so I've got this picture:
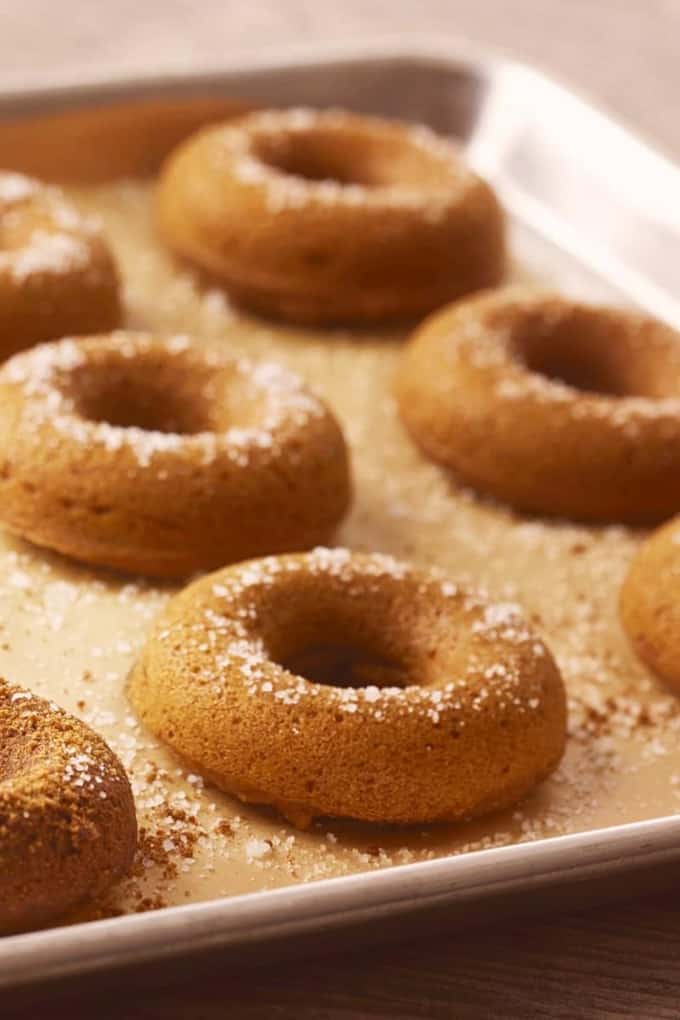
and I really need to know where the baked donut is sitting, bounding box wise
[156,108,505,324]
[0,332,351,578]
[128,549,566,827]
[620,517,680,692]
[396,287,680,523]
[0,679,136,933]
[0,171,121,358]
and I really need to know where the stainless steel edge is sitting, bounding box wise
[2,814,680,990]
[3,36,680,986]
[0,36,506,108]
[2,36,679,323]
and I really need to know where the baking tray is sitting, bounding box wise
[3,36,680,990]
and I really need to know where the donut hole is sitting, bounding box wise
[252,126,457,191]
[523,342,622,395]
[66,352,268,435]
[72,374,213,434]
[254,131,368,186]
[243,568,469,693]
[516,309,680,397]
[261,587,454,691]
[282,642,409,689]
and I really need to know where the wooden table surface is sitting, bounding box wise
[4,2,680,1017]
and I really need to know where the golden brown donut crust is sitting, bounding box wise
[0,332,351,578]
[0,172,121,358]
[396,287,680,523]
[128,549,566,827]
[155,108,505,324]
[0,679,136,934]
[620,517,680,692]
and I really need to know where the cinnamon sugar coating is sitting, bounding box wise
[0,679,136,933]
[128,549,566,826]
[0,172,120,358]
[155,108,505,324]
[0,332,351,577]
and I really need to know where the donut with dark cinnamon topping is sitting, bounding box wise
[0,679,136,934]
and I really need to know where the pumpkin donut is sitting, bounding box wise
[396,287,680,523]
[0,679,136,934]
[0,171,121,358]
[128,549,566,827]
[156,108,505,324]
[0,333,351,578]
[620,517,680,692]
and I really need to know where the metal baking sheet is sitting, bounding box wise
[2,36,680,990]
